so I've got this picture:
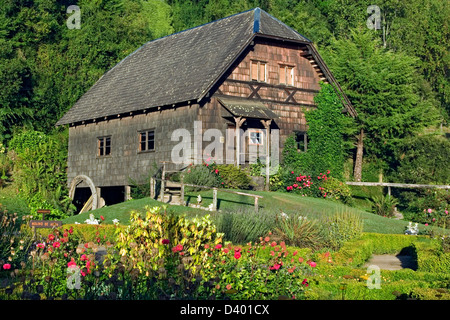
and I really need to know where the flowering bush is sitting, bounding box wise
[199,234,316,299]
[0,207,33,269]
[0,205,317,300]
[414,208,450,228]
[283,169,350,202]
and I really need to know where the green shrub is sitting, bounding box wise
[272,213,324,250]
[320,210,363,250]
[319,177,353,205]
[0,208,33,269]
[212,208,276,244]
[369,194,399,217]
[183,164,220,191]
[414,238,450,273]
[8,129,73,219]
[215,164,253,190]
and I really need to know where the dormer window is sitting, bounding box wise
[280,65,294,86]
[251,60,267,82]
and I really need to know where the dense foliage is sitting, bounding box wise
[0,0,448,217]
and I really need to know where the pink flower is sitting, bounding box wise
[427,208,432,214]
[291,171,294,174]
[425,223,429,226]
[37,243,45,249]
[215,169,219,174]
[48,234,55,241]
[234,251,241,259]
[3,264,11,270]
[67,259,77,268]
[309,261,317,268]
[81,254,87,261]
[302,279,308,287]
[226,284,232,290]
[214,244,222,249]
[52,242,60,248]
[445,210,448,215]
[327,170,330,174]
[270,263,282,270]
[223,248,229,254]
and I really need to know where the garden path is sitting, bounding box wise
[363,254,417,271]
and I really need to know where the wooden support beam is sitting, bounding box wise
[212,188,218,211]
[260,119,272,191]
[235,116,246,167]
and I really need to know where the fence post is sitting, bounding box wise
[161,163,166,202]
[254,196,259,213]
[180,174,185,206]
[212,188,217,211]
[150,177,155,199]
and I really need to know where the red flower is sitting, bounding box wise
[215,244,222,249]
[48,234,55,241]
[68,227,73,234]
[223,248,229,254]
[172,244,183,253]
[52,242,61,248]
[309,261,317,268]
[81,254,87,261]
[100,215,105,221]
[234,251,241,259]
[162,239,170,245]
[226,284,232,290]
[215,169,219,174]
[37,243,45,249]
[270,241,277,247]
[302,279,308,287]
[3,264,11,270]
[84,243,89,248]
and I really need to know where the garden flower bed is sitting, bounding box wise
[1,206,449,300]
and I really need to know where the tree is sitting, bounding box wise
[322,28,441,180]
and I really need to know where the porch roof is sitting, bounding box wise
[218,96,279,120]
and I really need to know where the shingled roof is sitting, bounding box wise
[56,8,353,126]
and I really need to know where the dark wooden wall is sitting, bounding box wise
[67,104,199,187]
[67,38,325,188]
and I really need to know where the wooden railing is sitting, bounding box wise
[345,181,450,196]
[149,162,262,212]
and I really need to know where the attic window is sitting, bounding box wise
[280,65,294,86]
[251,60,266,82]
[98,136,111,156]
[139,129,155,152]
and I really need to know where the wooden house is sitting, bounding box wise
[56,8,356,210]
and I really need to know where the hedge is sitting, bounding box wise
[334,233,421,267]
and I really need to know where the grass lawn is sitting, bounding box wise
[61,189,438,235]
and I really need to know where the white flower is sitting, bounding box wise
[112,219,120,225]
[280,212,289,219]
[85,213,99,225]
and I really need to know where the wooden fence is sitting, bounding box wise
[150,162,262,212]
[345,181,450,196]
